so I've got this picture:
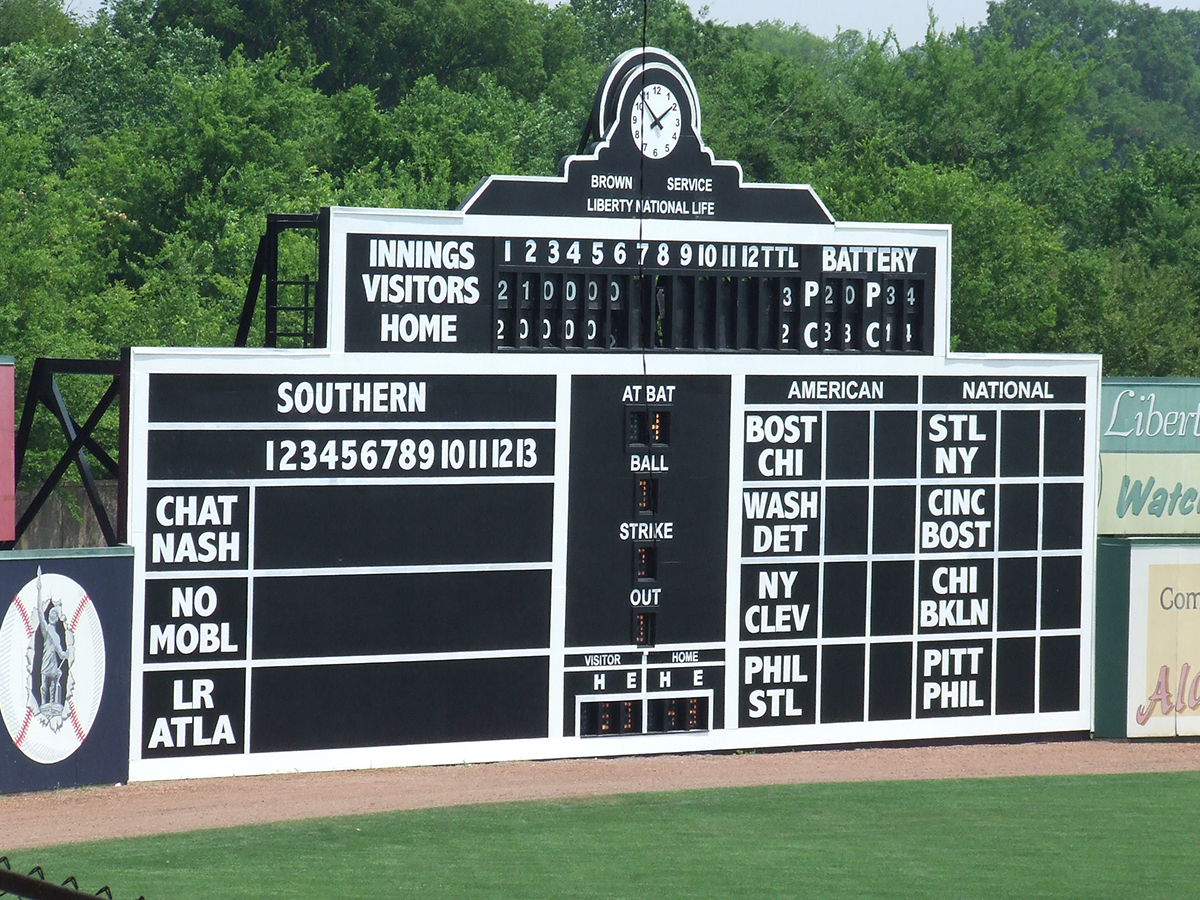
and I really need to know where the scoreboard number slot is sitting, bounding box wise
[494,244,933,354]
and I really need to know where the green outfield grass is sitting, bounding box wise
[5,770,1193,899]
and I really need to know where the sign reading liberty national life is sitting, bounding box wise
[124,49,1100,780]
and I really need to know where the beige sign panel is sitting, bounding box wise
[1127,546,1200,736]
[1099,454,1200,535]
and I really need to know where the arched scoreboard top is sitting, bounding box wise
[461,46,833,224]
[321,47,950,357]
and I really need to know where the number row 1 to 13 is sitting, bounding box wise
[265,437,539,473]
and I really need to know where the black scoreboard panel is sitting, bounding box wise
[127,352,1098,779]
[340,232,937,355]
[491,239,934,354]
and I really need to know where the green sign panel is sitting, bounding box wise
[1101,379,1200,534]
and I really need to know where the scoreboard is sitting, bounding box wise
[343,232,935,355]
[124,49,1099,780]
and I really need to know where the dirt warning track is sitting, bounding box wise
[5,739,1200,851]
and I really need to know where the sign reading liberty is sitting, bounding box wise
[0,567,106,764]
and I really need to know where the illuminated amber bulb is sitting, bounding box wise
[634,546,657,580]
[649,410,670,444]
[636,478,658,513]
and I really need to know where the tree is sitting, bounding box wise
[0,0,77,47]
[152,0,552,106]
[0,0,223,171]
[984,0,1200,155]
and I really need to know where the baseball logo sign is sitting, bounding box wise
[0,567,106,764]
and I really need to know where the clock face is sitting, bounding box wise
[630,83,682,159]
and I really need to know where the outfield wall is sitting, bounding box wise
[1094,381,1200,738]
[0,547,132,793]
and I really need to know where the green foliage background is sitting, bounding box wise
[5,0,1200,479]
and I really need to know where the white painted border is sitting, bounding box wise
[126,348,1100,781]
[322,207,953,359]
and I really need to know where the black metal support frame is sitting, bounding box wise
[5,212,321,551]
[2,358,126,550]
[236,213,322,348]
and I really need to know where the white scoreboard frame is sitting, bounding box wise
[126,339,1099,782]
[323,206,953,359]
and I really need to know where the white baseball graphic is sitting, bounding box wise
[0,569,106,764]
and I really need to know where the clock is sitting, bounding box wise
[630,83,682,159]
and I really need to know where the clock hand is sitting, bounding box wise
[650,105,669,131]
[643,98,667,132]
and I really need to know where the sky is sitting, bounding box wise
[64,0,1200,50]
[689,0,1200,48]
